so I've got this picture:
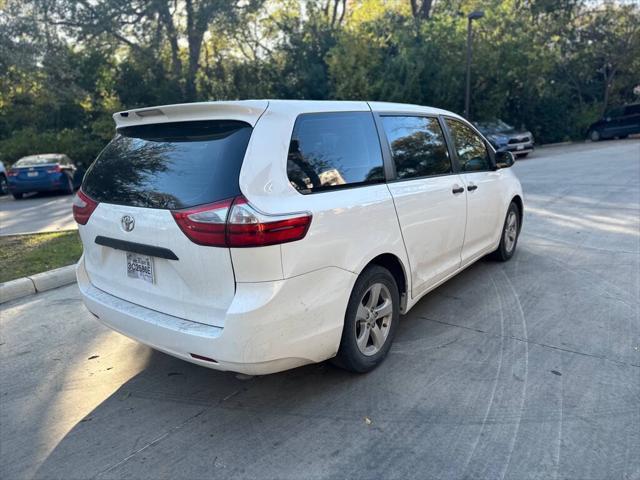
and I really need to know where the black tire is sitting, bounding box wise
[333,265,400,373]
[590,130,601,142]
[492,202,520,262]
[0,174,7,195]
[12,192,23,200]
[619,134,629,139]
[516,152,529,158]
[62,175,74,194]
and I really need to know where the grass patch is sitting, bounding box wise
[0,230,82,283]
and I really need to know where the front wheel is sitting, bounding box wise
[590,130,601,142]
[333,265,400,373]
[493,202,520,262]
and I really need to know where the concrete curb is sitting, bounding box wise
[0,264,77,304]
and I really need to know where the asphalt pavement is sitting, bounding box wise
[0,192,76,236]
[0,139,639,480]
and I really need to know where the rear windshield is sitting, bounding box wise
[82,120,252,209]
[15,156,63,167]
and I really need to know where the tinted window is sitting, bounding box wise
[381,116,452,179]
[624,105,640,115]
[287,112,384,194]
[446,119,492,172]
[606,107,624,118]
[83,120,252,209]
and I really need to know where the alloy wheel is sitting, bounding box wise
[355,283,393,356]
[504,210,518,253]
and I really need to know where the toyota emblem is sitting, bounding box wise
[121,215,135,232]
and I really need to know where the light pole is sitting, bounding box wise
[464,10,484,119]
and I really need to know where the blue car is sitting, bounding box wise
[7,154,78,200]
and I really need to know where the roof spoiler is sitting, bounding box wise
[113,100,269,129]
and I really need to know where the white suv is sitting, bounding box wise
[74,100,523,375]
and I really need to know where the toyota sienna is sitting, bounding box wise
[74,100,523,375]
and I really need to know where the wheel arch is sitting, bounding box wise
[511,194,524,230]
[361,253,409,313]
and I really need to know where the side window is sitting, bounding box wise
[287,112,384,194]
[381,116,452,179]
[624,105,640,116]
[445,119,492,172]
[607,107,624,118]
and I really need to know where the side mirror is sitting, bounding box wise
[495,151,515,169]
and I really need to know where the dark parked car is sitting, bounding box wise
[587,103,640,141]
[7,153,79,199]
[474,120,534,157]
[0,161,8,195]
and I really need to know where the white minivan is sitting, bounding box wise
[74,100,523,375]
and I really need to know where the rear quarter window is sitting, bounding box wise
[287,112,384,194]
[82,120,252,209]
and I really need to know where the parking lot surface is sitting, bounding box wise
[1,140,639,480]
[0,192,76,235]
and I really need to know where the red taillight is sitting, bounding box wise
[226,197,312,247]
[47,165,62,173]
[7,169,17,177]
[171,198,232,247]
[171,196,312,248]
[72,189,98,225]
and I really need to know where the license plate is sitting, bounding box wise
[27,171,38,177]
[517,145,525,150]
[126,252,154,284]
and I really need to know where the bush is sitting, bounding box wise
[0,127,106,169]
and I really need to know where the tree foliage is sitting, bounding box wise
[0,0,638,167]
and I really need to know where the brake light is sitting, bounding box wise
[171,198,232,247]
[171,196,312,248]
[47,165,62,173]
[7,170,17,177]
[72,189,98,225]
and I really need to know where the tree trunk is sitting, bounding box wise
[602,67,616,116]
[157,1,182,81]
[184,0,221,101]
[410,0,434,20]
[185,0,203,101]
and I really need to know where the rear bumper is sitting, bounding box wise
[8,175,66,193]
[497,143,534,155]
[77,255,355,375]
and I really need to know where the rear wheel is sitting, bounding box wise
[12,192,23,200]
[0,174,7,195]
[63,175,74,194]
[590,130,601,142]
[333,265,399,373]
[493,202,520,262]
